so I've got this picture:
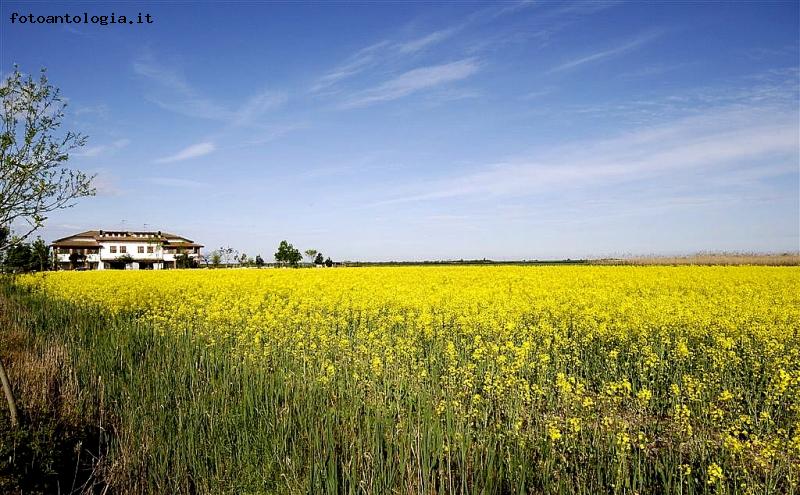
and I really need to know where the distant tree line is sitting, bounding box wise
[206,240,334,269]
[0,228,53,273]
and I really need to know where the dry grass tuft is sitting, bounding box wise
[0,285,107,494]
[0,292,79,423]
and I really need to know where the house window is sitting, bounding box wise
[58,248,69,254]
[147,246,154,253]
[120,246,127,254]
[138,246,145,254]
[110,246,117,254]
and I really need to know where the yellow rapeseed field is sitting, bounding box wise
[18,266,800,492]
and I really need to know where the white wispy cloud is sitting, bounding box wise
[311,2,535,95]
[396,28,460,54]
[134,53,298,162]
[423,87,482,105]
[378,103,798,204]
[73,103,110,118]
[522,88,556,100]
[548,31,662,73]
[310,41,392,94]
[150,96,232,121]
[232,90,288,126]
[133,54,286,124]
[91,168,125,197]
[134,56,233,121]
[244,122,308,146]
[73,138,130,158]
[155,142,216,163]
[62,25,90,37]
[464,1,620,55]
[339,59,481,108]
[549,0,624,17]
[133,55,192,93]
[543,67,800,125]
[617,62,688,79]
[73,147,104,158]
[310,28,464,94]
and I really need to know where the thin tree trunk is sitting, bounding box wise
[0,357,19,427]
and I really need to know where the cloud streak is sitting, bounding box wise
[155,142,216,163]
[311,2,535,95]
[339,59,481,108]
[548,31,662,73]
[134,53,298,165]
[378,104,798,204]
[133,54,286,125]
[397,28,460,54]
[73,138,130,158]
[310,41,391,94]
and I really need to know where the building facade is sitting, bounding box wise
[52,230,203,270]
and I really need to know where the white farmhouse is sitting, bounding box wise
[52,230,203,270]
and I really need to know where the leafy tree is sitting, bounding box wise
[116,254,133,265]
[217,246,236,267]
[0,67,95,251]
[275,240,302,267]
[325,257,333,268]
[0,226,8,265]
[196,254,209,268]
[314,252,324,265]
[210,251,222,268]
[304,249,317,264]
[4,242,32,272]
[68,250,85,269]
[239,252,249,266]
[254,254,264,267]
[30,237,50,271]
[176,253,196,269]
[0,69,94,428]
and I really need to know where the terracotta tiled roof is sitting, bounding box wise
[51,230,201,247]
[97,237,165,241]
[164,242,203,248]
[51,231,100,243]
[51,240,101,247]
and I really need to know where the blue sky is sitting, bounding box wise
[2,1,798,260]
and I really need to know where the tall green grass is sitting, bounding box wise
[1,280,794,494]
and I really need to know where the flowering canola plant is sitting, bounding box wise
[18,266,800,492]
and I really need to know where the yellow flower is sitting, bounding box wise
[718,389,734,401]
[17,264,800,492]
[707,463,724,484]
[547,422,562,442]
